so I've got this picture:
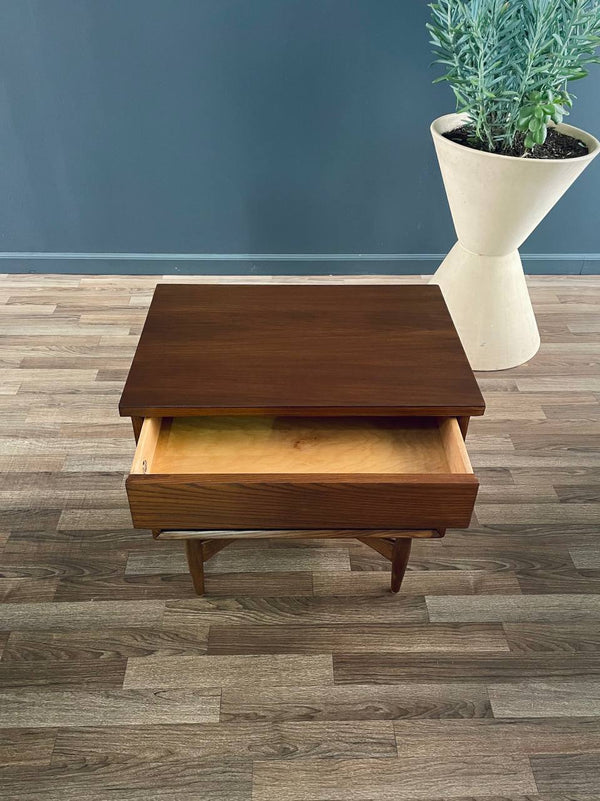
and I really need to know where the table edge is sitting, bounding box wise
[119,403,486,418]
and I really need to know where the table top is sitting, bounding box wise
[119,284,485,418]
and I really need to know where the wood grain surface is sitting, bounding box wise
[119,284,485,417]
[126,472,479,529]
[147,415,458,474]
[1,273,599,799]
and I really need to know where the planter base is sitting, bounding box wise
[430,242,540,372]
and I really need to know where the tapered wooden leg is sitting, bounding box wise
[185,539,205,595]
[390,538,412,593]
[458,415,470,439]
[131,415,144,443]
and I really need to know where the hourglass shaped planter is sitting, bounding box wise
[430,113,599,371]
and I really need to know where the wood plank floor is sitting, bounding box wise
[1,273,599,800]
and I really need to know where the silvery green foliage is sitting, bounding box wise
[427,0,600,151]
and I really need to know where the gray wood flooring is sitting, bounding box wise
[1,273,599,799]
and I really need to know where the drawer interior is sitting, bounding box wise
[131,416,473,476]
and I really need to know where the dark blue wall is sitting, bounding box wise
[1,0,599,273]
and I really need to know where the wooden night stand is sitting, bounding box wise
[119,284,485,594]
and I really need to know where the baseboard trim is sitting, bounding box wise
[0,252,598,275]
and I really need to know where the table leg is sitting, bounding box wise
[390,538,412,593]
[185,539,205,595]
[179,533,425,596]
[131,416,144,443]
[458,415,470,439]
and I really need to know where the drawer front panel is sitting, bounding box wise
[126,474,479,531]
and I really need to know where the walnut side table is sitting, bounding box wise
[120,284,484,594]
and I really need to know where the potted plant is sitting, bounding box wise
[428,0,600,370]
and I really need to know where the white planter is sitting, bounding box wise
[430,113,599,371]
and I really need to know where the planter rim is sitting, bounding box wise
[431,112,600,165]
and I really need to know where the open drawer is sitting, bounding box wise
[126,416,478,531]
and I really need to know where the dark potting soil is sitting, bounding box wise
[443,125,589,159]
